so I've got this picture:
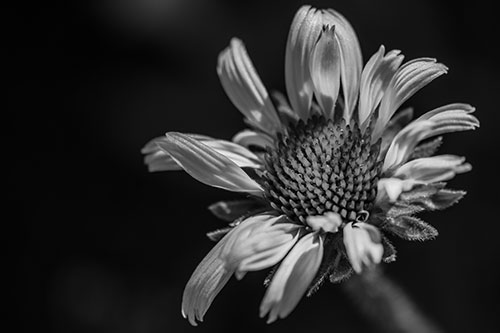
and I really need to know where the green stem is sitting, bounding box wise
[343,268,442,333]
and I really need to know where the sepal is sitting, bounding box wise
[383,216,438,241]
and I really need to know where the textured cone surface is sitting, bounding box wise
[262,116,382,224]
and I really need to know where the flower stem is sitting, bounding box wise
[342,268,442,333]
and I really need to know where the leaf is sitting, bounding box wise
[206,227,232,242]
[415,189,466,211]
[383,216,438,241]
[381,236,397,263]
[208,199,267,222]
[410,136,443,160]
[398,182,446,202]
[329,252,354,283]
[386,202,425,219]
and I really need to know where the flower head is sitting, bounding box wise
[142,5,479,325]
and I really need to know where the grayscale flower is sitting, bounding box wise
[142,5,479,325]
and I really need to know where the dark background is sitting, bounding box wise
[9,0,500,332]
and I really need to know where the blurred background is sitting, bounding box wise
[9,0,499,332]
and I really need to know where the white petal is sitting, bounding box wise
[157,132,263,194]
[232,130,274,149]
[379,107,414,156]
[377,177,417,203]
[310,25,341,118]
[181,230,235,326]
[383,120,435,172]
[260,232,323,323]
[306,212,342,233]
[220,215,301,273]
[181,214,276,325]
[374,58,448,139]
[145,135,263,171]
[416,103,479,137]
[323,9,363,120]
[343,222,383,274]
[359,46,404,125]
[285,5,323,121]
[393,155,472,183]
[217,38,282,135]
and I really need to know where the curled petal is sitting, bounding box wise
[374,58,448,139]
[323,9,363,120]
[158,133,263,194]
[416,103,479,137]
[217,38,282,135]
[232,130,274,150]
[377,178,417,203]
[182,214,291,325]
[181,230,235,326]
[260,232,323,323]
[310,25,341,118]
[343,222,383,274]
[383,120,435,172]
[285,5,323,120]
[306,212,342,233]
[393,155,472,183]
[359,46,404,125]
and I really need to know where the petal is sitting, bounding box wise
[323,9,363,120]
[359,46,404,125]
[416,103,479,137]
[208,199,267,222]
[306,212,342,233]
[377,177,417,203]
[232,130,274,150]
[158,133,263,194]
[260,232,323,323]
[181,230,235,326]
[217,38,282,135]
[383,120,435,172]
[393,155,472,183]
[285,5,323,120]
[142,134,210,172]
[374,58,448,139]
[379,107,414,156]
[343,222,383,274]
[236,222,301,273]
[310,25,341,118]
[182,214,276,325]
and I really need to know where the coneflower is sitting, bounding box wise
[142,5,479,325]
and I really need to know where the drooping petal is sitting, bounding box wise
[181,229,235,326]
[182,214,278,325]
[232,130,274,150]
[383,120,435,172]
[285,5,323,121]
[323,9,363,120]
[306,212,342,233]
[359,46,404,125]
[393,155,472,183]
[343,222,383,274]
[374,58,448,139]
[217,38,282,136]
[145,135,263,172]
[260,232,323,323]
[310,25,341,118]
[415,103,479,137]
[157,133,263,194]
[272,91,300,125]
